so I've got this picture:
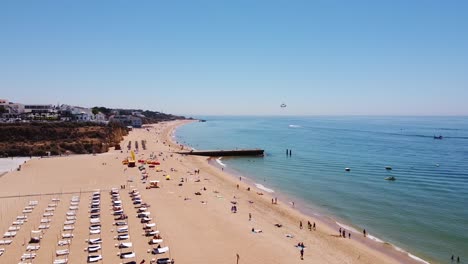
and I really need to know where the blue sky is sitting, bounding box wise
[1,0,467,116]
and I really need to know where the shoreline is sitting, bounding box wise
[170,120,431,264]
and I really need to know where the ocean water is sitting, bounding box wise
[176,116,468,263]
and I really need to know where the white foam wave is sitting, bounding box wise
[336,224,431,264]
[216,157,226,167]
[289,125,301,128]
[255,183,274,193]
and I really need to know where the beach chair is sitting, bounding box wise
[62,233,74,239]
[87,238,102,245]
[53,258,68,264]
[0,240,12,245]
[3,231,16,238]
[87,254,102,263]
[87,245,101,252]
[89,229,101,235]
[26,245,40,251]
[63,225,74,231]
[116,242,132,248]
[0,248,5,256]
[156,258,175,264]
[149,239,163,245]
[119,251,136,259]
[56,248,69,256]
[152,246,169,254]
[58,240,71,246]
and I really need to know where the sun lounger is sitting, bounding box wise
[29,200,39,206]
[41,218,51,223]
[53,258,68,264]
[87,238,102,245]
[89,229,101,235]
[116,234,129,240]
[0,248,4,256]
[149,239,163,244]
[87,254,102,263]
[66,216,77,221]
[8,226,20,231]
[26,245,40,251]
[144,230,159,237]
[56,249,69,256]
[119,252,136,259]
[117,226,128,231]
[13,220,25,225]
[156,258,175,264]
[51,198,60,202]
[17,215,27,220]
[21,253,37,260]
[117,242,132,248]
[39,224,50,229]
[62,233,74,239]
[90,218,101,224]
[137,212,150,218]
[144,223,156,228]
[3,232,16,238]
[69,206,79,210]
[87,244,101,252]
[115,221,127,226]
[0,240,12,245]
[23,209,33,213]
[64,220,75,225]
[43,212,54,217]
[46,207,55,212]
[152,246,169,254]
[58,240,71,246]
[63,225,74,231]
[66,211,76,216]
[70,202,79,206]
[141,217,152,223]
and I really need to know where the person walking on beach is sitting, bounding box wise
[300,221,303,229]
[307,221,311,231]
[348,232,351,239]
[342,230,346,238]
[236,253,240,264]
[457,256,460,263]
[339,228,342,237]
[300,247,304,260]
[313,222,316,231]
[249,213,251,221]
[363,229,367,237]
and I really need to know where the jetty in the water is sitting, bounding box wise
[177,149,264,157]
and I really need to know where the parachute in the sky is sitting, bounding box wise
[280,103,287,108]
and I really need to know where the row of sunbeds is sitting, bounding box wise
[86,190,103,263]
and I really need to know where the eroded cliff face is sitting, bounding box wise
[0,122,129,156]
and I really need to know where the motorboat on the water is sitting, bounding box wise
[434,135,443,140]
[385,166,392,170]
[385,176,396,181]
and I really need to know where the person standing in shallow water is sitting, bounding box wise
[363,229,366,237]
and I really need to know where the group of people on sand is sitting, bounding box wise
[339,228,351,239]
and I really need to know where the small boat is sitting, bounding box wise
[345,168,351,172]
[434,135,443,140]
[385,176,396,181]
[385,166,392,170]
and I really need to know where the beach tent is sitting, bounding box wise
[165,175,171,180]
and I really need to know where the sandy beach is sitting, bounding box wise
[0,120,425,264]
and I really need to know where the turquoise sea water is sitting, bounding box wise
[175,116,468,263]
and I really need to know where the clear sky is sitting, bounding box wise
[1,0,467,116]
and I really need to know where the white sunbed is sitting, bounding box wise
[70,202,79,206]
[62,233,74,239]
[21,253,37,260]
[145,230,159,236]
[13,220,25,225]
[58,240,71,246]
[0,240,12,245]
[26,245,40,251]
[48,203,58,207]
[87,244,101,252]
[17,215,27,220]
[40,218,51,223]
[66,211,76,216]
[53,258,68,264]
[0,248,4,256]
[66,216,76,221]
[150,238,163,244]
[69,206,79,210]
[63,225,74,231]
[29,200,39,206]
[43,212,54,217]
[119,251,136,259]
[156,258,175,264]
[144,223,156,228]
[87,254,102,263]
[64,220,75,225]
[56,249,69,256]
[116,242,132,248]
[87,238,101,245]
[52,198,60,202]
[3,232,16,238]
[90,218,100,224]
[23,209,33,214]
[46,207,55,212]
[116,234,129,240]
[89,229,101,235]
[152,246,169,254]
[24,206,34,210]
[38,224,50,230]
[8,226,20,231]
